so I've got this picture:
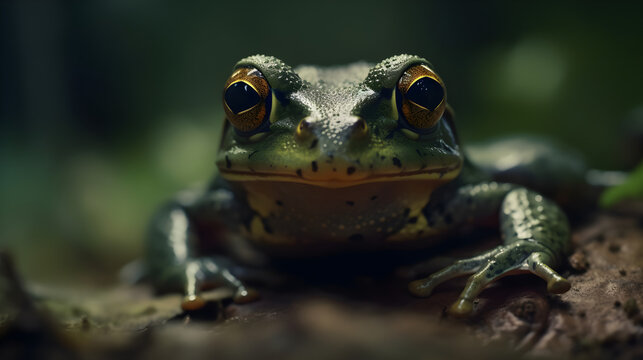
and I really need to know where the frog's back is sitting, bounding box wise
[295,62,372,86]
[466,136,589,202]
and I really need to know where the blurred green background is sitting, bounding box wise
[1,0,642,285]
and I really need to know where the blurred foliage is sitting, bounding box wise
[1,0,642,283]
[600,161,643,208]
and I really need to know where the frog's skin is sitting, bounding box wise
[145,55,573,316]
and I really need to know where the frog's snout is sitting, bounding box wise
[295,115,369,145]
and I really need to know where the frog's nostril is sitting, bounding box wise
[296,117,316,141]
[351,117,369,138]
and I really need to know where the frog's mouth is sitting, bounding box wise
[219,162,462,189]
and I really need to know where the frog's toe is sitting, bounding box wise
[181,294,206,311]
[547,277,571,294]
[233,287,260,304]
[174,258,257,311]
[408,278,436,297]
[448,298,475,317]
[409,249,501,297]
[525,252,571,294]
[446,249,571,316]
[447,262,498,317]
[216,268,259,304]
[177,261,208,311]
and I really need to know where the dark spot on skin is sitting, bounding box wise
[392,157,402,168]
[225,156,231,169]
[248,150,258,159]
[261,218,273,234]
[311,161,318,172]
[296,169,303,177]
[276,200,283,206]
[309,139,318,149]
[346,201,354,206]
[408,217,418,224]
[347,167,356,175]
[349,234,364,242]
[370,195,378,201]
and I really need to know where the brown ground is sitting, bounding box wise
[1,203,642,360]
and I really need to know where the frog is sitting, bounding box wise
[145,54,574,317]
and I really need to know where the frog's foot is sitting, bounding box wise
[409,243,570,317]
[165,258,259,312]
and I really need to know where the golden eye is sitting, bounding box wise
[223,67,272,135]
[396,64,446,132]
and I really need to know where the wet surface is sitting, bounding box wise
[1,205,642,359]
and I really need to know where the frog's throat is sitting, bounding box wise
[219,162,462,189]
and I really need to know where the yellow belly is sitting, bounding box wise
[235,179,450,254]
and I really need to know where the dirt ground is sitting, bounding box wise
[1,203,642,360]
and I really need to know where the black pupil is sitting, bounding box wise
[225,82,261,114]
[406,77,444,111]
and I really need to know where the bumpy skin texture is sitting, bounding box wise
[145,55,574,315]
[410,175,571,315]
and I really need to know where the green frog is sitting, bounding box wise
[145,54,575,317]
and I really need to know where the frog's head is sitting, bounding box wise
[216,54,462,189]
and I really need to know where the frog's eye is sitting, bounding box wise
[223,67,272,135]
[395,64,446,132]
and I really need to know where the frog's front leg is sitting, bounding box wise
[145,187,257,311]
[409,183,571,316]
